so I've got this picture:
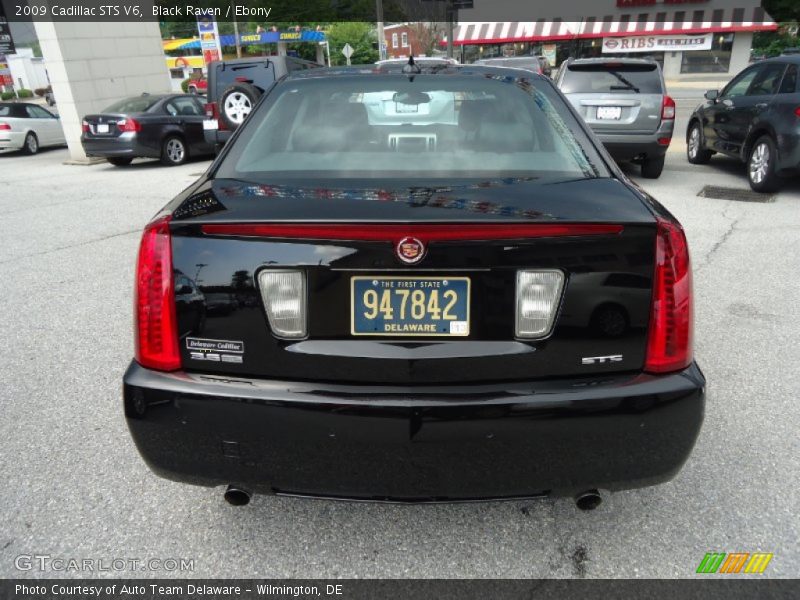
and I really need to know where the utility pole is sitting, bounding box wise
[446,4,454,60]
[376,0,385,60]
[231,0,242,58]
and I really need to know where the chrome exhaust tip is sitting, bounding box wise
[224,485,252,506]
[575,489,602,511]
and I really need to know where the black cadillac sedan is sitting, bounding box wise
[81,93,214,166]
[125,64,704,508]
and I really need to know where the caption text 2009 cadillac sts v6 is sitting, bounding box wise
[124,62,704,509]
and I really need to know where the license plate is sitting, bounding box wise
[395,102,418,113]
[96,123,109,133]
[203,119,218,130]
[351,276,470,337]
[597,106,622,120]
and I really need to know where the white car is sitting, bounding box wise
[0,102,66,154]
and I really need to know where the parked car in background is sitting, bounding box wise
[0,102,66,154]
[473,55,549,76]
[203,56,321,149]
[687,55,800,192]
[125,63,703,508]
[187,76,207,95]
[556,58,674,179]
[81,93,214,166]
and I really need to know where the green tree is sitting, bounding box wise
[764,0,800,23]
[326,22,378,65]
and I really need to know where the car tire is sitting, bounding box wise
[747,135,781,193]
[22,132,39,155]
[161,135,187,166]
[107,157,133,166]
[640,155,665,179]
[219,83,261,130]
[687,122,713,164]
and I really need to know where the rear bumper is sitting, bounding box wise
[595,124,674,162]
[124,361,705,501]
[81,135,158,159]
[203,127,231,146]
[0,131,25,151]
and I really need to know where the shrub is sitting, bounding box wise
[0,91,15,100]
[181,78,191,93]
[34,87,48,97]
[17,88,34,98]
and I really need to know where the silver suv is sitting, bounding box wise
[556,58,675,178]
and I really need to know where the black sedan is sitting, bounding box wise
[125,64,704,508]
[686,55,800,192]
[81,93,214,166]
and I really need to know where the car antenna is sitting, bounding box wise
[402,55,421,77]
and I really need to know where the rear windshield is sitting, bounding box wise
[102,96,160,113]
[217,75,608,182]
[561,63,663,94]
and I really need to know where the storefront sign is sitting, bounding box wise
[0,4,16,55]
[542,44,557,65]
[602,33,712,53]
[616,0,710,6]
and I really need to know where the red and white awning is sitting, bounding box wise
[447,7,776,45]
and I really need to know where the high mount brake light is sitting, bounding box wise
[134,216,180,372]
[645,218,693,374]
[200,223,624,241]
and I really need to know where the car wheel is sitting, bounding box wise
[219,83,261,130]
[161,136,187,166]
[748,135,781,193]
[687,122,713,164]
[188,86,197,94]
[640,155,665,179]
[22,132,39,155]
[107,157,133,166]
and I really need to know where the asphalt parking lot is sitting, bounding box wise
[1,111,798,579]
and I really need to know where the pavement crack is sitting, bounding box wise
[0,229,140,265]
[696,204,741,272]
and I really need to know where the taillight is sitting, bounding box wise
[645,218,693,374]
[134,215,180,371]
[794,107,800,118]
[118,118,141,133]
[81,120,89,133]
[0,122,11,131]
[662,95,676,120]
[204,102,216,119]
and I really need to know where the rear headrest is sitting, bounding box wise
[329,102,368,127]
[458,100,488,132]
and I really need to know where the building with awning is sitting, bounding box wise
[447,1,777,80]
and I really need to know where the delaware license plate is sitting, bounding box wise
[597,106,622,120]
[351,276,470,337]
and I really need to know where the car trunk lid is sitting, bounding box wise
[167,177,657,384]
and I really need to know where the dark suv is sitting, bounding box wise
[203,56,321,148]
[686,56,800,192]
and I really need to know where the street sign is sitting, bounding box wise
[342,43,354,66]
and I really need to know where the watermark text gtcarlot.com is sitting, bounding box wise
[14,554,194,573]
